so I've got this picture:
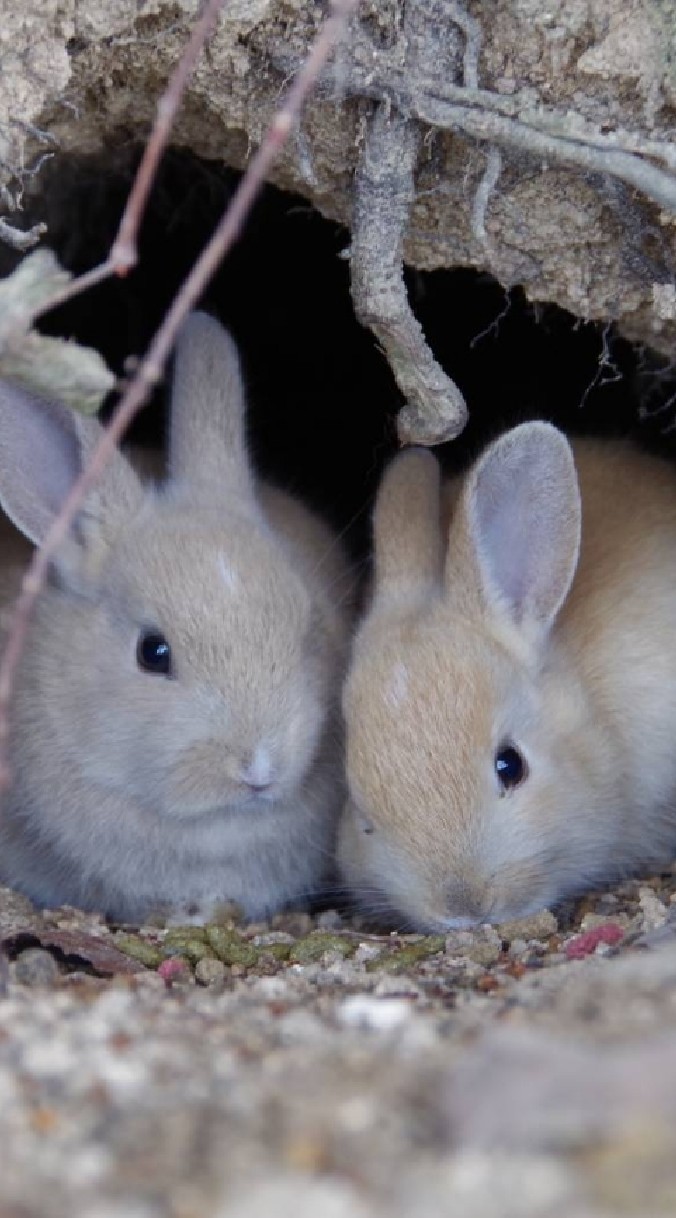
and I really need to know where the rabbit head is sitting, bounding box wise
[0,314,339,828]
[339,423,595,930]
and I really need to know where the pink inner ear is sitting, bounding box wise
[0,381,81,545]
[474,457,545,613]
[469,424,581,629]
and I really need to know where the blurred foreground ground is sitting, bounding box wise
[2,872,676,1217]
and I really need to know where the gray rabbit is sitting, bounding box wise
[0,313,354,923]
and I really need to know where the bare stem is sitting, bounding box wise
[0,0,358,789]
[111,0,227,274]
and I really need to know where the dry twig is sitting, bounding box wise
[0,0,358,788]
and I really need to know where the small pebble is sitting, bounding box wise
[337,994,414,1031]
[496,910,558,941]
[194,957,228,986]
[639,886,669,932]
[353,942,384,965]
[444,933,502,967]
[11,947,61,986]
[253,932,295,947]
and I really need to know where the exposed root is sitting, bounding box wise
[308,59,676,215]
[348,1,480,446]
[350,105,468,445]
[471,146,502,248]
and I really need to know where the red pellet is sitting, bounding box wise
[564,923,624,960]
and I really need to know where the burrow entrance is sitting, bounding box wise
[10,146,676,551]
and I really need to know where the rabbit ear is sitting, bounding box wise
[372,447,443,609]
[0,379,142,546]
[168,312,255,506]
[0,379,83,544]
[455,422,581,634]
[72,413,144,523]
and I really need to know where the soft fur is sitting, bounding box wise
[339,423,676,929]
[0,313,354,923]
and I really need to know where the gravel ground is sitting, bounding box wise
[3,872,676,1217]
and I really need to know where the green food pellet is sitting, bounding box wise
[365,936,445,973]
[205,927,258,967]
[114,935,164,969]
[161,932,215,964]
[288,934,356,964]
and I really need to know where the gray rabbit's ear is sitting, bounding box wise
[71,413,144,526]
[0,379,82,545]
[372,447,443,611]
[458,421,581,637]
[0,378,142,546]
[168,312,256,507]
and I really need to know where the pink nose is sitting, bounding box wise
[240,747,274,792]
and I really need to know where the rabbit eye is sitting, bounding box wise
[495,744,527,791]
[137,630,172,676]
[354,807,375,835]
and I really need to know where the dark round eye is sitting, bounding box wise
[495,744,527,791]
[136,630,172,676]
[354,807,374,835]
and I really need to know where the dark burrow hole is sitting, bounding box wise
[9,145,676,553]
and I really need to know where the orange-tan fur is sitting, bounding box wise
[339,425,676,929]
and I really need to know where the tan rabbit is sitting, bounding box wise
[339,422,676,929]
[0,313,354,923]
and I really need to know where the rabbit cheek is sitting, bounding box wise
[337,802,429,928]
[159,748,248,819]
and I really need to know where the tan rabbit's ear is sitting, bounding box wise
[0,380,141,546]
[372,447,443,609]
[168,312,255,506]
[455,422,581,635]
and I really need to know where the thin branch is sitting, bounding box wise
[31,0,228,324]
[29,260,120,318]
[110,0,227,274]
[0,0,358,789]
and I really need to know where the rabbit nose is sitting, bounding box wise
[240,746,274,792]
